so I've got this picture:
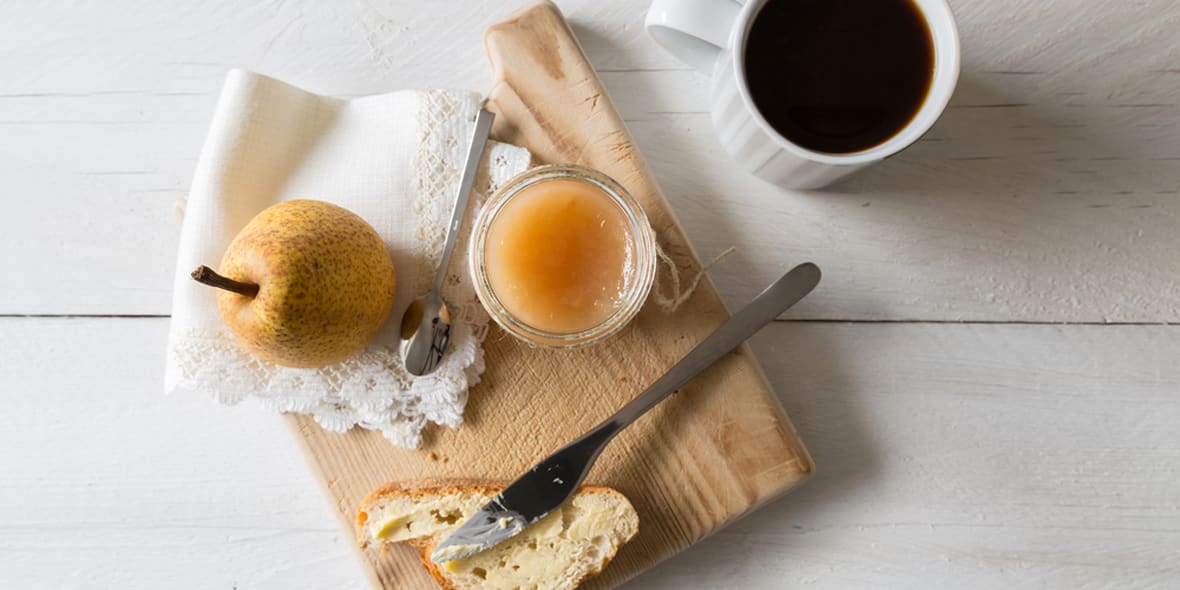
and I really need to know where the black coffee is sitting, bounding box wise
[744,0,934,154]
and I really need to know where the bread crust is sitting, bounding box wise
[356,480,639,589]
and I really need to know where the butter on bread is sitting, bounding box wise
[356,482,639,590]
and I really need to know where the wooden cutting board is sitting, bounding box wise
[286,2,813,588]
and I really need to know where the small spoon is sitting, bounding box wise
[400,108,495,376]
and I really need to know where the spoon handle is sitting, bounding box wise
[434,108,495,293]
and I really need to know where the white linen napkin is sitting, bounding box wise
[165,69,531,448]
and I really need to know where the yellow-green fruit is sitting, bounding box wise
[214,200,396,368]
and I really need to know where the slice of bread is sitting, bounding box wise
[356,482,639,590]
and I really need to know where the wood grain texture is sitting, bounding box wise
[1,0,1177,322]
[287,4,811,588]
[4,318,1179,589]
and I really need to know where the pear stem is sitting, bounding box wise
[191,265,259,298]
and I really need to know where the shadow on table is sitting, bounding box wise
[624,321,880,587]
[822,75,1136,197]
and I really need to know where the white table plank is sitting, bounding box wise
[5,1,1177,590]
[645,321,1180,589]
[1,0,1178,321]
[3,317,1177,588]
[0,317,367,589]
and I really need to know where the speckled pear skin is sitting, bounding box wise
[216,200,396,368]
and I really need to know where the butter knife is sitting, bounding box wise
[429,262,821,563]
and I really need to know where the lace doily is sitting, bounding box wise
[165,71,531,448]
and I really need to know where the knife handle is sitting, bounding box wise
[601,262,820,434]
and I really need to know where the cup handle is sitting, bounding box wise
[645,0,741,74]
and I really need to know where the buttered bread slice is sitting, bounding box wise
[356,482,639,590]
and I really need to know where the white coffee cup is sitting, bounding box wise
[645,0,960,189]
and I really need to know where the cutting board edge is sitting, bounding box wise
[282,2,816,588]
[283,415,390,589]
[614,470,815,588]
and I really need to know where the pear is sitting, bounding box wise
[192,199,396,368]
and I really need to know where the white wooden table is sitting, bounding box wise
[3,1,1178,588]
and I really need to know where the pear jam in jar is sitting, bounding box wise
[470,164,656,348]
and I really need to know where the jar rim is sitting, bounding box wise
[469,164,658,349]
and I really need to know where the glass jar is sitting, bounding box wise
[469,164,657,348]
